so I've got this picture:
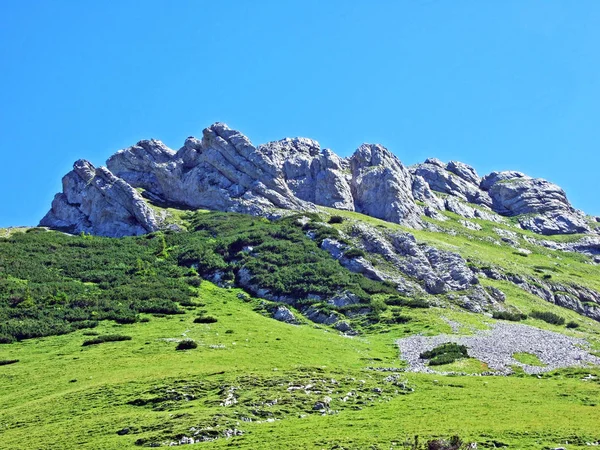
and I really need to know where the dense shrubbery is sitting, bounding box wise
[492,311,527,322]
[566,321,580,329]
[0,230,195,342]
[82,334,132,346]
[182,212,397,303]
[343,248,367,259]
[530,310,565,325]
[420,343,469,366]
[0,212,399,342]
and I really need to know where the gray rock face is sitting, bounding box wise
[478,173,589,235]
[487,176,570,216]
[107,123,309,216]
[518,211,589,236]
[446,161,481,186]
[258,139,354,210]
[350,223,482,298]
[40,160,159,237]
[350,144,423,228]
[42,121,592,238]
[480,171,527,191]
[524,234,600,257]
[412,160,492,207]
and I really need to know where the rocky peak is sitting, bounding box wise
[446,160,481,186]
[480,170,527,191]
[41,121,595,238]
[350,144,423,228]
[40,159,159,237]
[350,143,406,173]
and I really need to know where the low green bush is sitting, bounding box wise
[328,215,345,224]
[428,353,461,366]
[176,340,197,351]
[420,342,469,366]
[566,321,580,329]
[0,359,19,366]
[530,310,565,325]
[82,335,132,346]
[420,343,468,360]
[385,295,430,309]
[0,335,15,344]
[343,248,367,259]
[193,316,218,324]
[492,311,527,322]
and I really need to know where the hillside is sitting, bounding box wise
[1,123,600,449]
[1,207,600,449]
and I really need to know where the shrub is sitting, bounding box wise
[385,295,430,309]
[193,316,218,324]
[420,343,468,360]
[384,313,411,324]
[0,335,15,344]
[492,311,526,322]
[566,321,580,329]
[176,339,198,350]
[343,248,367,259]
[420,343,469,366]
[82,335,132,346]
[428,353,461,366]
[328,215,345,224]
[530,310,565,326]
[0,359,19,366]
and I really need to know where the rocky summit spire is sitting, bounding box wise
[41,122,593,237]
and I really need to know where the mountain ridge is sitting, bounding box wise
[40,122,597,238]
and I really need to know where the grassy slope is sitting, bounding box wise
[1,281,599,449]
[321,207,600,293]
[2,207,600,449]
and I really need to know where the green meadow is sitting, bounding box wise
[1,208,600,449]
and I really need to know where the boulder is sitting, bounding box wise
[272,306,297,324]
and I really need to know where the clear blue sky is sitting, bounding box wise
[1,1,599,227]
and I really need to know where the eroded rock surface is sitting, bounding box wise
[40,160,159,237]
[42,122,592,238]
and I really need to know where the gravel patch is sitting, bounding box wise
[441,316,462,333]
[397,322,600,375]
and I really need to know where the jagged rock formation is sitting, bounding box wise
[482,171,589,235]
[42,121,593,238]
[40,160,159,237]
[475,266,600,322]
[350,144,423,228]
[320,223,504,313]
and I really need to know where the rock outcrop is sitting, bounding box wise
[40,159,159,237]
[107,123,309,215]
[411,159,492,207]
[481,172,589,235]
[257,138,354,210]
[411,161,589,235]
[41,121,592,238]
[350,144,423,228]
